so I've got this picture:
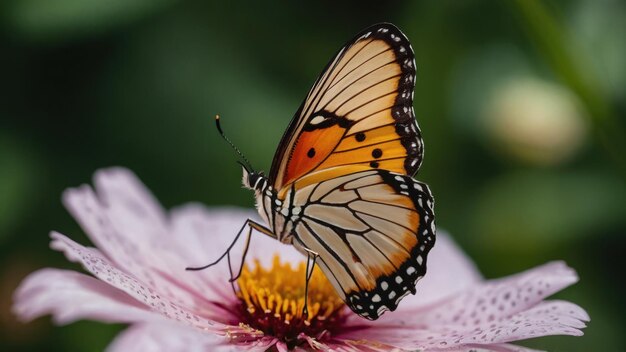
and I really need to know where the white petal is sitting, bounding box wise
[336,262,586,351]
[173,204,305,272]
[107,323,277,352]
[63,169,240,320]
[399,230,482,309]
[406,300,588,349]
[437,343,544,352]
[49,231,225,332]
[13,268,158,325]
[415,261,580,326]
[169,205,262,302]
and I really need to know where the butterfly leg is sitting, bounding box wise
[302,247,319,320]
[227,221,275,295]
[228,224,254,283]
[228,220,278,281]
[185,219,274,273]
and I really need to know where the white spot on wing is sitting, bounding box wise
[309,115,325,125]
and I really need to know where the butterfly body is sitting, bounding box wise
[238,23,436,320]
[243,166,434,319]
[243,171,296,244]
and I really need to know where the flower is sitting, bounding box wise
[13,168,589,351]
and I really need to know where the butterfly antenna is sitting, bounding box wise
[214,115,254,171]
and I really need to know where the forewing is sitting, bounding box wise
[291,170,435,320]
[270,23,423,191]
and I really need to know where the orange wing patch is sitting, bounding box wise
[284,124,346,187]
[337,125,398,151]
[319,139,406,170]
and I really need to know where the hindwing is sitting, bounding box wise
[291,170,435,320]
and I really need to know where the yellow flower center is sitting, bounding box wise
[235,255,346,345]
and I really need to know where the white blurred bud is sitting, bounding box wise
[482,77,588,165]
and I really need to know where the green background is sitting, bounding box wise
[1,0,624,350]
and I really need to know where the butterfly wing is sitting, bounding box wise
[291,169,435,320]
[269,23,423,192]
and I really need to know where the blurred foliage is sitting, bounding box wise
[1,0,625,351]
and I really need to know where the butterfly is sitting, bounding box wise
[189,22,435,320]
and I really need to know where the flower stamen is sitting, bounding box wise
[236,255,346,345]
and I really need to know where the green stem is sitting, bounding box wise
[511,0,626,175]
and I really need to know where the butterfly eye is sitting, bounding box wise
[246,172,266,190]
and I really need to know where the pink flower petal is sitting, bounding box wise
[49,231,227,332]
[337,262,587,351]
[331,340,541,352]
[274,342,317,352]
[412,230,483,304]
[170,204,305,281]
[63,168,166,269]
[62,168,243,322]
[414,261,580,326]
[13,268,158,325]
[107,322,277,352]
[169,204,308,310]
[298,333,334,351]
[275,342,289,352]
[14,166,588,352]
[327,339,401,351]
[168,205,258,307]
[401,300,587,349]
[435,344,543,352]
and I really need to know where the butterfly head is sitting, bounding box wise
[241,164,267,192]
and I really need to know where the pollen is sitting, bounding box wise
[236,255,346,345]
